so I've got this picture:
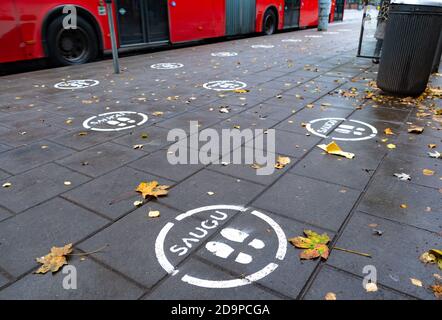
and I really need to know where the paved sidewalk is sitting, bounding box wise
[0,12,441,300]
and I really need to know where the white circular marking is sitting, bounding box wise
[203,80,247,91]
[54,79,99,90]
[150,63,184,70]
[281,39,302,43]
[83,111,148,132]
[155,205,287,289]
[251,44,275,49]
[322,31,339,35]
[305,35,323,38]
[306,118,378,141]
[211,52,238,57]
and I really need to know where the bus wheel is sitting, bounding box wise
[263,10,277,35]
[47,16,98,66]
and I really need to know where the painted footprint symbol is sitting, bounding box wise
[106,117,136,127]
[205,228,265,265]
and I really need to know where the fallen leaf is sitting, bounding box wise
[251,163,263,170]
[408,126,424,134]
[78,132,88,136]
[35,243,73,274]
[133,144,144,150]
[317,141,354,159]
[141,133,149,139]
[288,230,330,260]
[233,89,249,93]
[275,156,291,169]
[387,144,396,149]
[148,210,160,218]
[400,204,408,209]
[384,128,394,135]
[152,111,164,116]
[428,144,437,149]
[219,107,230,114]
[2,182,12,188]
[207,191,215,196]
[365,282,378,292]
[136,181,170,199]
[134,200,143,207]
[394,173,411,181]
[430,282,442,299]
[325,292,337,300]
[428,151,441,159]
[63,181,72,186]
[423,169,435,176]
[410,278,423,287]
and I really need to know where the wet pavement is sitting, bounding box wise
[0,11,441,300]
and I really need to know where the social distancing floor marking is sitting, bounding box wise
[83,111,148,132]
[54,79,99,90]
[150,63,184,70]
[251,45,275,49]
[155,205,287,289]
[211,52,238,57]
[306,118,378,141]
[203,80,247,91]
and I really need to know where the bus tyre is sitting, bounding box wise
[263,10,277,35]
[47,15,98,66]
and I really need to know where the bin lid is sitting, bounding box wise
[391,0,442,7]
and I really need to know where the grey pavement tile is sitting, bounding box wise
[0,141,74,175]
[351,106,411,124]
[304,266,412,300]
[56,142,143,178]
[159,169,265,212]
[111,126,174,153]
[146,259,281,300]
[375,152,442,190]
[0,143,12,153]
[78,203,197,288]
[393,132,442,158]
[245,103,300,121]
[0,257,144,300]
[0,273,9,288]
[0,207,12,222]
[0,197,107,277]
[48,129,127,151]
[0,169,10,180]
[357,176,442,233]
[327,212,441,300]
[156,110,227,133]
[196,209,331,298]
[0,124,68,147]
[0,163,90,213]
[62,166,174,220]
[291,139,386,190]
[129,149,205,182]
[252,174,361,231]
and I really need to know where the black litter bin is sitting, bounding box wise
[432,31,442,73]
[377,0,442,96]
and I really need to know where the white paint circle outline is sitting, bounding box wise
[202,80,247,91]
[211,52,238,57]
[82,111,149,132]
[251,44,275,49]
[150,63,184,70]
[306,117,378,141]
[54,79,100,90]
[281,39,302,43]
[155,205,287,289]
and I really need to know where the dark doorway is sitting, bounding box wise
[284,0,301,28]
[334,0,345,21]
[116,0,169,46]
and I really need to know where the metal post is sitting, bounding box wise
[318,0,332,31]
[105,0,120,74]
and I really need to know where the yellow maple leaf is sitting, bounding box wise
[136,181,170,199]
[423,169,435,176]
[35,243,73,274]
[274,156,291,169]
[384,128,394,135]
[233,89,249,93]
[288,230,330,260]
[317,141,354,159]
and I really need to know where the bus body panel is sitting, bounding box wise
[1,0,343,64]
[299,0,319,27]
[168,0,225,43]
[0,0,27,63]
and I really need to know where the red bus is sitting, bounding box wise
[0,0,345,66]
